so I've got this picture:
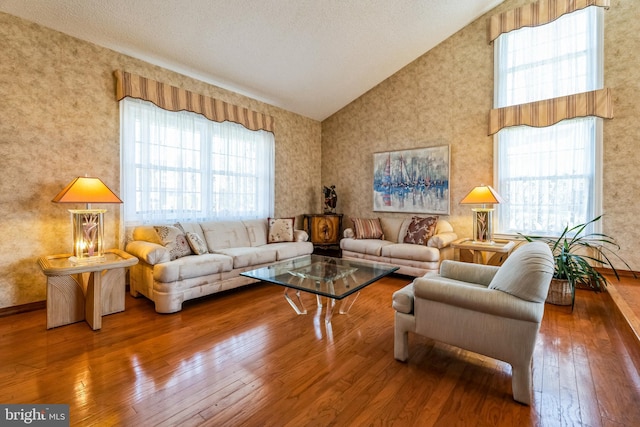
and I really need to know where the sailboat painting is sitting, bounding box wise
[373,145,450,214]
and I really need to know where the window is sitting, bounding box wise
[120,98,274,225]
[494,6,603,236]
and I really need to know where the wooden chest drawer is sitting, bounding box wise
[303,214,343,246]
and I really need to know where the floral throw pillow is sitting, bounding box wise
[351,217,384,239]
[186,232,208,255]
[268,217,295,243]
[403,216,438,245]
[154,225,193,260]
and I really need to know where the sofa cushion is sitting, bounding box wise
[176,222,206,242]
[267,217,295,243]
[379,217,406,243]
[403,216,438,245]
[154,225,193,260]
[340,238,393,256]
[200,220,251,250]
[488,241,554,303]
[186,232,209,255]
[267,241,314,260]
[381,243,440,262]
[214,246,277,269]
[351,217,384,239]
[243,219,269,247]
[153,253,234,283]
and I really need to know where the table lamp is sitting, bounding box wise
[460,185,505,243]
[52,176,122,264]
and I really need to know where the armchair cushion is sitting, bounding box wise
[413,276,544,323]
[488,241,554,303]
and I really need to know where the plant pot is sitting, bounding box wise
[546,278,573,306]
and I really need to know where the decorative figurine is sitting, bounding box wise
[323,185,337,213]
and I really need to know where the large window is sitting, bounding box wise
[120,98,274,225]
[494,6,603,236]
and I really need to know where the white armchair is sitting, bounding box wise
[392,241,554,404]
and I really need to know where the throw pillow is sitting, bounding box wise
[403,216,438,245]
[154,225,193,260]
[488,241,554,303]
[351,217,384,239]
[186,232,208,255]
[268,217,295,243]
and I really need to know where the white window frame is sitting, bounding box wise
[493,6,604,237]
[120,98,275,226]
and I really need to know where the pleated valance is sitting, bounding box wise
[488,0,610,42]
[488,88,613,135]
[114,70,274,133]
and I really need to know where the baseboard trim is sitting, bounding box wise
[0,300,46,317]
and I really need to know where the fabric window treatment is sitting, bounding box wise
[489,88,611,135]
[120,98,275,226]
[490,5,610,134]
[488,0,610,43]
[114,70,274,133]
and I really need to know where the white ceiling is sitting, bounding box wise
[0,0,504,121]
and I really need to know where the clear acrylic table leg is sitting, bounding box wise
[338,291,360,315]
[283,288,307,314]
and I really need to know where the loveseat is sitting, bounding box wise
[125,218,313,313]
[340,216,457,276]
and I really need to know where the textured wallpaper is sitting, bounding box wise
[322,0,640,270]
[0,12,321,308]
[2,0,639,310]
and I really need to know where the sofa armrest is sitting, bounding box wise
[439,260,499,286]
[343,228,355,239]
[294,229,309,242]
[126,241,171,265]
[413,277,543,323]
[427,231,458,249]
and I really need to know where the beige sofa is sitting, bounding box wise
[340,217,458,276]
[125,219,313,313]
[392,242,554,404]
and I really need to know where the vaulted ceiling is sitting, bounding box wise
[0,0,505,120]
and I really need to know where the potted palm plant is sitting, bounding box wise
[520,215,635,309]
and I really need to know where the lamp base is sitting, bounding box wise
[68,209,106,262]
[471,208,494,243]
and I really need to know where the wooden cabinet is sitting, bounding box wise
[303,214,343,246]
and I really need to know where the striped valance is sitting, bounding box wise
[114,70,274,133]
[488,88,613,135]
[488,0,610,43]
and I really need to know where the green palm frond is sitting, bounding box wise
[518,215,636,292]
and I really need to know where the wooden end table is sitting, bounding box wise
[451,238,516,266]
[38,249,138,330]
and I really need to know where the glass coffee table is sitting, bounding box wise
[241,255,398,323]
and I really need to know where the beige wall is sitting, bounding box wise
[0,12,322,309]
[322,0,640,270]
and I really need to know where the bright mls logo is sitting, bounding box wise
[1,404,69,426]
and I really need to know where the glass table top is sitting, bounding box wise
[241,255,399,300]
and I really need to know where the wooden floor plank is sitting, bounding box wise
[0,276,639,426]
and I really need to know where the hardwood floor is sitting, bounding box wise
[1,275,639,426]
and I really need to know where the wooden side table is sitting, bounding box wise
[38,249,138,330]
[303,214,343,246]
[451,238,516,266]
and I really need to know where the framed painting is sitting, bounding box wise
[373,145,450,214]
